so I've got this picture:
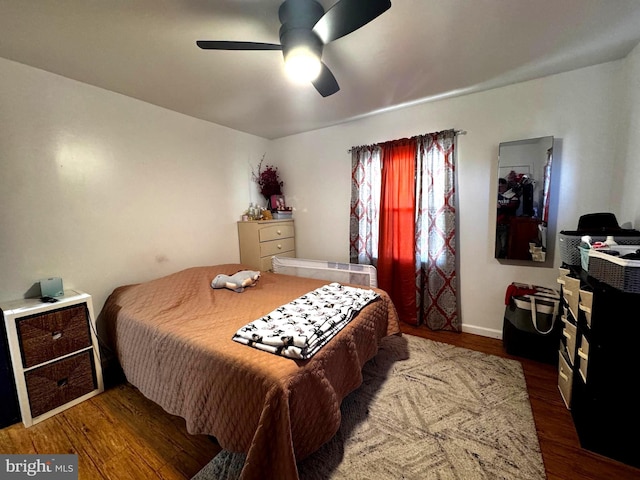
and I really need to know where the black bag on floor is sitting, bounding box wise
[503,283,561,364]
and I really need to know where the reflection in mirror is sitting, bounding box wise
[495,136,554,263]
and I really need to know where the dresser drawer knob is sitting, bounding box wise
[277,230,282,235]
[57,378,68,388]
[52,331,63,340]
[277,244,282,249]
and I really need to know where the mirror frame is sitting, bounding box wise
[495,136,554,265]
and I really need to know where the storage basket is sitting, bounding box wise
[17,304,92,368]
[579,246,613,272]
[587,246,640,293]
[559,231,640,266]
[24,351,96,418]
[559,233,604,266]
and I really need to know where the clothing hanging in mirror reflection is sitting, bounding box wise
[496,177,520,258]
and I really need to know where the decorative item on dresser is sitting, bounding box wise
[251,154,284,212]
[0,290,104,427]
[237,219,295,271]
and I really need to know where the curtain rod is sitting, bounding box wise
[348,129,466,153]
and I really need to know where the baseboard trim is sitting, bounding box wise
[461,324,502,340]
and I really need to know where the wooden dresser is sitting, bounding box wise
[237,219,295,271]
[0,290,104,427]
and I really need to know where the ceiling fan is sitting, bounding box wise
[196,0,392,97]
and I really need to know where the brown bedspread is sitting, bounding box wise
[100,264,400,480]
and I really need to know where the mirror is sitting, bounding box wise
[495,136,554,263]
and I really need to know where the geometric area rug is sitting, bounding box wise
[193,333,546,480]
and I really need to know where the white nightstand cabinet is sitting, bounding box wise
[0,290,104,427]
[238,219,295,271]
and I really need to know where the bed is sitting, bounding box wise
[100,264,400,480]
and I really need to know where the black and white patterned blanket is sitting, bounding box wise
[232,283,379,359]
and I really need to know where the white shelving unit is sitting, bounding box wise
[0,290,104,427]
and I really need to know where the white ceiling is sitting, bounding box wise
[2,0,640,140]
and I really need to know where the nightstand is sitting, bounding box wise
[0,290,104,427]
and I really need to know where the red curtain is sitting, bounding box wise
[377,138,418,325]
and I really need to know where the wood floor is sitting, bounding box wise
[2,325,639,480]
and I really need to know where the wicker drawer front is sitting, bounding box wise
[17,304,91,368]
[25,351,96,418]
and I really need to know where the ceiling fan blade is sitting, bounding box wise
[313,0,391,44]
[196,40,282,51]
[312,62,340,97]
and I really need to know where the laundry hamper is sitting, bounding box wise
[503,283,561,364]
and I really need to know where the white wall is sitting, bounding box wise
[618,42,640,227]
[272,60,628,338]
[0,58,270,314]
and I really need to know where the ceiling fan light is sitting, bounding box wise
[284,46,321,83]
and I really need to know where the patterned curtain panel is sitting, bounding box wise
[349,146,381,265]
[350,131,459,330]
[415,130,460,331]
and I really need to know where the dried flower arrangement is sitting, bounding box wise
[252,154,283,199]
